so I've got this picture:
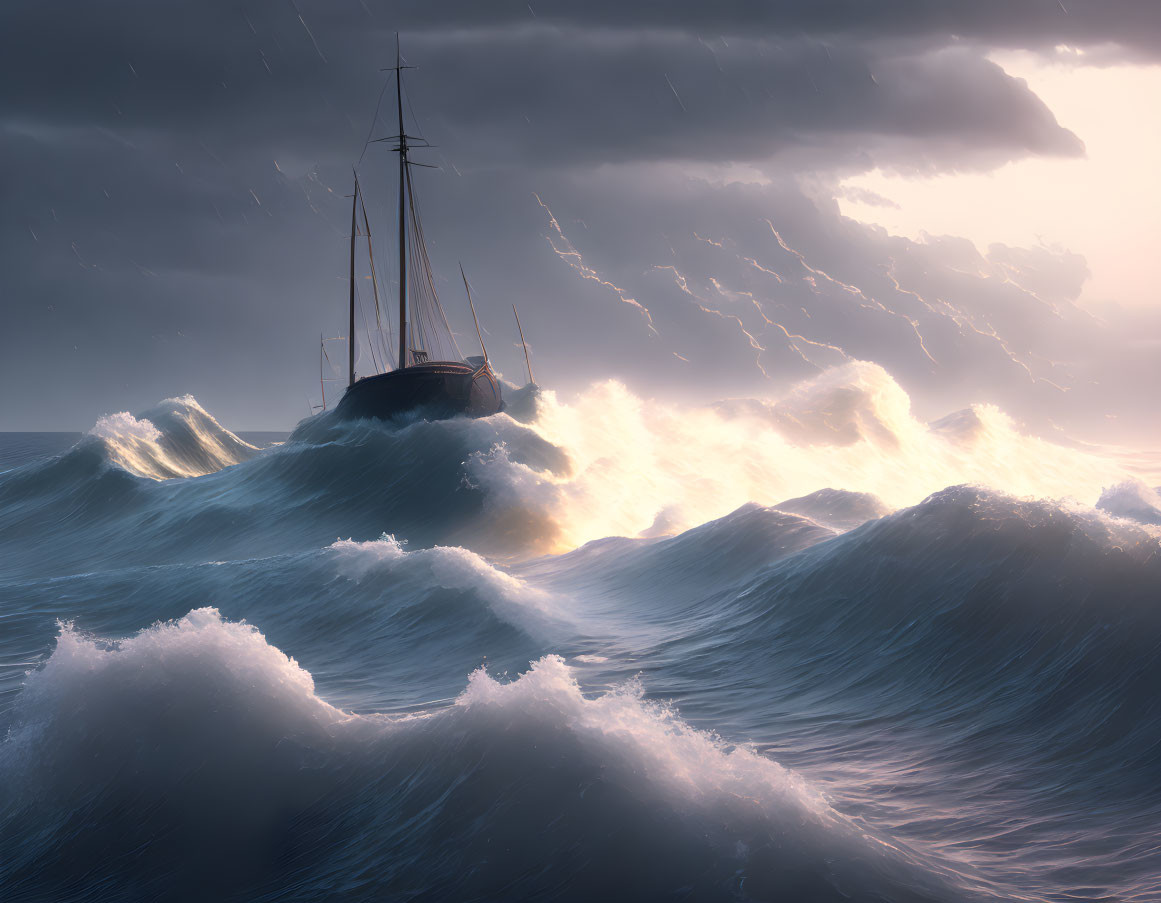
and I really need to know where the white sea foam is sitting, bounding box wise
[7,612,822,826]
[90,410,163,443]
[8,608,345,745]
[0,608,976,900]
[329,533,560,628]
[458,654,824,808]
[1097,479,1161,526]
[6,610,819,822]
[463,361,1136,554]
[451,655,969,896]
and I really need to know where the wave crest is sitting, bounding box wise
[89,395,259,480]
[330,533,560,631]
[1,612,972,901]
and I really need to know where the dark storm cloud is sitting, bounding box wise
[311,0,1161,59]
[0,0,1155,431]
[400,33,1082,173]
[0,0,1089,170]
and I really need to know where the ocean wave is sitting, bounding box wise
[517,501,837,619]
[695,485,1161,714]
[773,487,892,532]
[0,365,1143,578]
[655,487,1161,817]
[0,609,977,902]
[0,537,555,717]
[91,395,260,480]
[1097,479,1161,526]
[329,532,563,635]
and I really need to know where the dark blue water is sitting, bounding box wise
[1,390,1158,902]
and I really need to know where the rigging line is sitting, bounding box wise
[460,264,488,364]
[321,339,342,379]
[405,169,430,356]
[400,144,460,361]
[354,170,386,365]
[400,70,430,148]
[357,73,393,167]
[408,234,435,355]
[404,199,423,353]
[406,164,462,360]
[513,304,535,385]
[355,280,382,374]
[359,191,396,369]
[416,227,454,358]
[319,334,326,411]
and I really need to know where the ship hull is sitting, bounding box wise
[333,361,502,421]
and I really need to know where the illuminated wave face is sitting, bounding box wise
[459,360,1137,554]
[89,395,260,480]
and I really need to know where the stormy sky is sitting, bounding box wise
[2,1,1158,436]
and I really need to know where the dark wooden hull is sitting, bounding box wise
[334,361,502,421]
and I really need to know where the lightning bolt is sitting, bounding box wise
[653,265,770,376]
[767,220,939,366]
[693,232,725,248]
[766,220,878,307]
[885,261,1070,390]
[695,305,770,377]
[709,277,850,368]
[741,256,784,283]
[535,193,657,334]
[692,229,786,285]
[991,260,1065,318]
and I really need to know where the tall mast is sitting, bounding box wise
[460,263,488,365]
[395,34,409,369]
[348,177,358,386]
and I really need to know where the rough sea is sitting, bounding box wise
[1,361,1159,902]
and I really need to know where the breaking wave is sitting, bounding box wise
[0,609,977,902]
[1097,478,1161,525]
[0,362,1139,578]
[91,395,259,480]
[464,361,1134,552]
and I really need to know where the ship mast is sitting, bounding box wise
[393,35,410,369]
[348,178,358,386]
[374,36,451,368]
[460,264,488,365]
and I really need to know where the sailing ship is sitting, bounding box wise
[329,42,505,422]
